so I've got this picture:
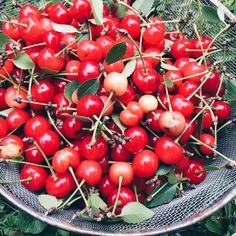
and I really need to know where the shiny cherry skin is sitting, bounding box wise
[53,79,68,93]
[35,130,60,156]
[174,57,195,74]
[25,144,44,164]
[109,162,134,186]
[78,60,100,84]
[165,29,184,41]
[124,126,148,153]
[191,36,213,58]
[108,187,136,214]
[178,80,199,98]
[0,118,8,138]
[120,15,141,39]
[175,155,190,173]
[24,116,51,139]
[143,25,164,47]
[76,160,102,185]
[103,60,124,74]
[6,109,30,131]
[99,175,117,198]
[96,36,115,58]
[165,70,183,92]
[0,59,14,79]
[5,86,27,109]
[52,147,80,174]
[61,33,77,50]
[195,108,212,130]
[199,133,215,155]
[69,0,91,23]
[19,4,41,19]
[179,119,196,144]
[98,154,109,174]
[183,61,206,82]
[146,109,163,133]
[117,37,134,59]
[49,3,72,24]
[119,85,135,106]
[53,92,72,119]
[20,165,48,191]
[212,101,231,122]
[80,135,108,160]
[144,48,161,67]
[62,117,83,139]
[76,94,104,118]
[46,173,75,198]
[2,18,21,40]
[155,136,183,164]
[183,160,206,184]
[42,30,61,53]
[111,144,131,162]
[65,60,81,81]
[202,71,220,94]
[0,88,8,109]
[133,150,159,178]
[171,38,192,59]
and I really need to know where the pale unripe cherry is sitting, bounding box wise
[71,89,79,104]
[1,144,22,159]
[138,95,158,113]
[100,95,114,116]
[103,72,128,96]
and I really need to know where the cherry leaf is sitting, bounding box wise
[15,156,24,161]
[0,33,11,46]
[202,6,221,24]
[132,0,154,17]
[38,194,62,210]
[13,53,35,70]
[156,163,172,176]
[52,22,78,33]
[77,79,100,100]
[116,4,128,19]
[111,114,126,134]
[119,202,154,224]
[88,193,107,210]
[106,42,127,65]
[164,77,174,88]
[167,169,177,185]
[217,7,225,23]
[0,108,14,118]
[161,62,179,71]
[64,80,80,103]
[90,0,104,25]
[122,60,136,78]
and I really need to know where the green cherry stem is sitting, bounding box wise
[112,176,123,216]
[0,19,26,28]
[0,177,32,185]
[163,76,172,112]
[149,182,168,200]
[22,42,46,50]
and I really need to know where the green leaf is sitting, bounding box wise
[119,202,154,224]
[217,7,225,23]
[77,79,100,100]
[161,62,179,71]
[56,229,70,236]
[145,183,177,208]
[13,53,35,70]
[111,114,126,134]
[38,194,62,210]
[52,22,78,33]
[116,4,128,19]
[202,5,221,24]
[122,60,136,78]
[15,156,24,161]
[64,80,80,103]
[106,42,127,65]
[132,0,155,17]
[205,218,225,235]
[197,112,204,137]
[167,169,177,185]
[164,77,174,88]
[0,108,14,118]
[88,193,107,210]
[156,163,172,175]
[90,0,104,25]
[191,144,204,157]
[224,79,236,100]
[0,33,11,46]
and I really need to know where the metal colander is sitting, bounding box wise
[0,0,236,235]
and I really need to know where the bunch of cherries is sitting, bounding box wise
[0,0,234,221]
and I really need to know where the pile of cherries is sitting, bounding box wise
[0,0,233,221]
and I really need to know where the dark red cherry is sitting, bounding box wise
[49,3,72,24]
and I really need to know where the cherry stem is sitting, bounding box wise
[133,185,139,202]
[33,141,57,180]
[68,167,89,208]
[0,177,32,185]
[22,42,46,50]
[217,119,235,133]
[172,70,208,83]
[90,91,114,146]
[196,48,222,61]
[0,19,27,28]
[46,110,74,147]
[140,19,180,27]
[20,99,57,107]
[27,68,35,96]
[0,73,22,91]
[112,176,123,216]
[150,182,168,198]
[190,135,236,165]
[63,0,73,5]
[163,76,172,112]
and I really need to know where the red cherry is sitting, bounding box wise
[165,29,184,41]
[117,37,134,59]
[120,110,140,127]
[42,30,61,53]
[174,57,195,74]
[80,135,108,160]
[212,101,231,122]
[165,70,183,92]
[76,160,102,185]
[20,4,41,20]
[133,150,159,178]
[20,165,48,191]
[143,25,164,47]
[69,0,91,23]
[179,119,196,144]
[46,173,75,198]
[99,175,117,198]
[103,60,124,74]
[0,118,8,138]
[0,88,8,109]
[202,71,220,94]
[195,108,212,130]
[25,144,44,164]
[53,79,68,93]
[98,154,109,174]
[62,117,83,139]
[175,155,190,173]
[65,60,81,81]
[144,48,161,66]
[191,36,213,58]
[124,126,148,153]
[61,33,77,50]
[111,144,131,162]
[155,136,183,164]
[120,15,141,39]
[146,109,163,133]
[49,3,72,24]
[24,46,43,64]
[171,38,192,59]
[183,61,206,82]
[5,86,27,109]
[199,133,215,155]
[119,85,135,106]
[135,57,153,70]
[178,80,199,98]
[53,92,72,119]
[0,59,14,80]
[40,17,53,32]
[2,18,21,40]
[96,36,115,58]
[78,61,100,84]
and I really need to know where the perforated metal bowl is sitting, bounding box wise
[0,0,236,235]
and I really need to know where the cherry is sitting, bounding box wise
[0,59,14,80]
[80,135,108,160]
[109,162,134,186]
[76,94,104,118]
[103,60,124,74]
[69,0,91,23]
[99,175,116,198]
[132,68,159,94]
[136,57,153,70]
[0,88,8,109]
[53,92,72,119]
[199,133,215,155]
[183,160,206,184]
[25,144,44,164]
[65,60,81,81]
[52,147,80,174]
[195,108,212,130]
[24,116,51,139]
[49,3,72,24]
[133,150,159,178]
[119,85,135,106]
[165,70,183,92]
[183,61,206,82]
[76,160,102,185]
[6,109,30,131]
[96,36,115,58]
[20,165,48,191]
[178,80,199,98]
[98,154,109,174]
[174,57,195,74]
[24,46,43,64]
[202,71,220,94]
[120,109,141,126]
[165,29,184,41]
[40,17,53,32]
[38,48,65,72]
[62,117,83,139]
[78,60,100,84]
[61,33,77,50]
[117,37,134,59]
[144,48,161,67]
[191,36,213,58]
[20,4,41,20]
[179,119,196,144]
[111,144,131,162]
[159,111,186,137]
[212,101,231,122]
[108,187,135,214]
[124,126,148,153]
[5,86,27,109]
[146,109,163,133]
[138,95,158,113]
[42,30,61,53]
[143,25,164,47]
[170,95,194,118]
[155,136,183,164]
[175,155,190,173]
[1,135,24,159]
[120,15,141,39]
[35,130,60,156]
[0,118,8,138]
[2,18,21,40]
[171,38,192,59]
[53,79,68,94]
[46,173,75,198]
